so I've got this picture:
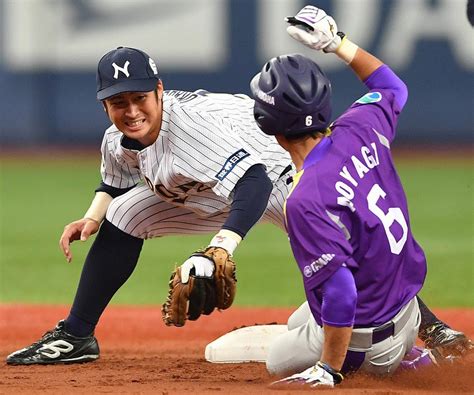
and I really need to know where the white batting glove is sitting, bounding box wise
[271,361,343,388]
[285,5,341,53]
[180,255,215,283]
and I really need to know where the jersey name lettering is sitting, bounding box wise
[336,142,379,211]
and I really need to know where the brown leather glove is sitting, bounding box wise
[161,247,237,327]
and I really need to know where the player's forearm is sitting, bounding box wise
[83,191,113,224]
[320,324,353,371]
[208,164,272,255]
[336,39,408,108]
[319,265,356,370]
[222,164,272,239]
[336,39,383,81]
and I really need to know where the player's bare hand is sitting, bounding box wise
[59,218,100,262]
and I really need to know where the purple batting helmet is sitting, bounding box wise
[250,54,332,137]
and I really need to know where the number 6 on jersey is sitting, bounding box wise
[367,183,408,255]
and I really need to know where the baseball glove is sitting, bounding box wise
[161,247,237,327]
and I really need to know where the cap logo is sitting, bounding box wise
[149,58,158,75]
[112,61,130,79]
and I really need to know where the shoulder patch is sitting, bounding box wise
[355,91,382,104]
[216,149,250,181]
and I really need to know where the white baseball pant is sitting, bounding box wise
[266,297,421,376]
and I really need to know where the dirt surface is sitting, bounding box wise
[0,305,473,394]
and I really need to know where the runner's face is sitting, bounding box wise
[104,82,163,146]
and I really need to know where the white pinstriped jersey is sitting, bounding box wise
[100,90,292,216]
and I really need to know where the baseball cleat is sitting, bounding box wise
[6,320,99,365]
[419,321,473,359]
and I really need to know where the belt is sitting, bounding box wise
[372,320,395,344]
[348,297,418,351]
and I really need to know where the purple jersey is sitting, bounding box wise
[284,79,427,327]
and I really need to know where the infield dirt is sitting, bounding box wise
[1,305,473,394]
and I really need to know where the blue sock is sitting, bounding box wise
[66,220,143,337]
[64,312,96,337]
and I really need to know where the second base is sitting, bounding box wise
[205,324,287,363]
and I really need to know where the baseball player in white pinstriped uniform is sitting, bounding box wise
[6,44,470,366]
[102,89,292,239]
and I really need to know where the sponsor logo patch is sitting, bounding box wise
[303,253,335,278]
[355,91,382,104]
[216,149,250,181]
[303,266,313,278]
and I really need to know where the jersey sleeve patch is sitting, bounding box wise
[216,149,250,181]
[355,91,382,104]
[302,253,336,278]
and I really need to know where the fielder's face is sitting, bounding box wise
[104,82,163,146]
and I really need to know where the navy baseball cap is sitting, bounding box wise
[96,47,160,100]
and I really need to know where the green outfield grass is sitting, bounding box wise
[0,153,472,307]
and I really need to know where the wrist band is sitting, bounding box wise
[208,229,242,256]
[335,36,359,65]
[317,361,344,385]
[83,192,113,224]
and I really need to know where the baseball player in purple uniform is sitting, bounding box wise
[6,6,471,366]
[249,5,472,387]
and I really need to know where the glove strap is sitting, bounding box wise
[316,361,344,385]
[285,16,314,31]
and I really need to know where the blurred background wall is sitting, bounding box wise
[1,0,473,147]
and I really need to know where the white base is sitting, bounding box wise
[205,324,288,363]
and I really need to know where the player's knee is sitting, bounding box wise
[265,333,301,376]
[287,302,311,330]
[265,346,308,376]
[265,347,286,375]
[105,201,144,239]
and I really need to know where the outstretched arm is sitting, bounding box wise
[285,5,382,79]
[286,5,407,108]
[162,164,273,327]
